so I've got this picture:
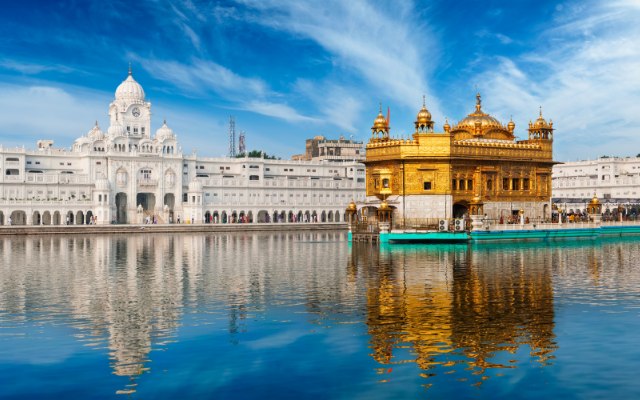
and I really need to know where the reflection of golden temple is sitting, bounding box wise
[361,94,557,226]
[358,245,557,384]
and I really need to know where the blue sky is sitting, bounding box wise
[0,0,639,161]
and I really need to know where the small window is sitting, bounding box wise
[249,175,260,180]
[459,179,465,190]
[467,180,473,190]
[487,179,493,191]
[452,179,457,190]
[382,178,389,188]
[503,178,509,190]
[96,161,101,165]
[35,161,41,165]
[512,178,520,190]
[27,161,32,165]
[423,181,432,190]
[523,178,530,190]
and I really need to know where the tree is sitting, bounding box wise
[235,150,280,159]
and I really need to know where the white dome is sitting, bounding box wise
[115,72,145,102]
[155,120,175,140]
[107,122,126,137]
[87,122,104,140]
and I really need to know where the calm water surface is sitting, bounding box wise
[1,232,639,399]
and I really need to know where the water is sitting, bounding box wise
[1,232,639,399]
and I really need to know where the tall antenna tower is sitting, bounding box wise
[238,131,246,155]
[228,116,236,157]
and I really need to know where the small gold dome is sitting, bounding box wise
[507,117,515,132]
[415,96,432,125]
[347,201,357,211]
[372,104,388,131]
[589,193,600,205]
[379,200,390,210]
[443,118,451,132]
[531,107,552,129]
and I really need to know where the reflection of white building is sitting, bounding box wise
[0,69,366,225]
[553,157,640,211]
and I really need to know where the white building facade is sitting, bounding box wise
[553,156,640,215]
[0,71,366,226]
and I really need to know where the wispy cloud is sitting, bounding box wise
[0,59,75,75]
[0,84,109,147]
[474,0,640,160]
[236,0,442,119]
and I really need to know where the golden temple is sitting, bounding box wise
[362,94,556,226]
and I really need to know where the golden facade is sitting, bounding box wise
[364,95,556,223]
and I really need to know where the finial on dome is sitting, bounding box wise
[95,120,98,127]
[539,106,543,117]
[476,92,482,112]
[128,62,132,76]
[379,102,382,113]
[163,118,167,125]
[422,95,426,107]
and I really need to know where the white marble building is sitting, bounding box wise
[0,70,366,225]
[552,156,640,213]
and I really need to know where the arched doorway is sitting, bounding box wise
[304,211,311,222]
[297,211,303,222]
[213,211,219,223]
[257,210,268,223]
[76,211,84,225]
[204,211,212,223]
[65,211,74,225]
[53,211,61,225]
[453,202,468,218]
[85,211,94,224]
[0,211,4,225]
[10,210,27,225]
[221,211,228,223]
[288,211,294,222]
[335,210,341,222]
[32,211,41,225]
[328,211,334,222]
[321,211,327,222]
[136,193,156,212]
[42,211,52,225]
[247,211,253,223]
[116,192,127,224]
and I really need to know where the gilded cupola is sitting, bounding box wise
[415,95,435,133]
[528,107,554,140]
[371,103,390,141]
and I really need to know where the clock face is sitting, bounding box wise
[132,107,141,117]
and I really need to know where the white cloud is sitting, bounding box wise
[474,0,640,161]
[0,83,109,148]
[243,101,319,123]
[237,0,442,118]
[0,59,75,75]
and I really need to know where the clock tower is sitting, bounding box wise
[108,67,152,143]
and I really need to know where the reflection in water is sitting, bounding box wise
[2,234,640,397]
[351,243,557,387]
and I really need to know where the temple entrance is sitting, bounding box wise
[136,193,156,212]
[453,203,469,218]
[164,193,175,210]
[116,192,127,224]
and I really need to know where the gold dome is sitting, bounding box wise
[415,96,432,124]
[454,93,503,133]
[346,200,357,211]
[443,118,451,132]
[532,107,552,129]
[589,193,600,205]
[507,117,515,132]
[372,104,388,132]
[379,200,390,210]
